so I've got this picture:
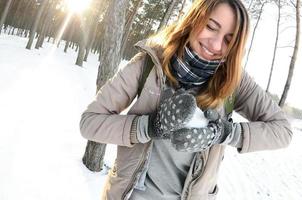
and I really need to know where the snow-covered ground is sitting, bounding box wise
[0,34,301,200]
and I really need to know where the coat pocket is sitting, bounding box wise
[208,185,219,200]
[189,184,219,200]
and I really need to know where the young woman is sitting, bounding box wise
[80,0,292,199]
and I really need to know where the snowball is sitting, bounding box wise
[184,107,209,128]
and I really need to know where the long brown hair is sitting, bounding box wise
[147,0,249,109]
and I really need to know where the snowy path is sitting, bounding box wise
[0,34,301,200]
[218,120,302,200]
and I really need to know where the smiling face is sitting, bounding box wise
[189,3,236,61]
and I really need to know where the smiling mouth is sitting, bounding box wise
[200,42,214,57]
[196,43,214,61]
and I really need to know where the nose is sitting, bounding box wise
[209,36,224,53]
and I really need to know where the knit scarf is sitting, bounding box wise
[170,46,224,87]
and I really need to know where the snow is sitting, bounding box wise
[0,34,115,200]
[185,107,209,128]
[219,113,302,200]
[0,33,301,200]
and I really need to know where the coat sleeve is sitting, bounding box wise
[79,53,145,147]
[234,71,293,153]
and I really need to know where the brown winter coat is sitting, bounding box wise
[80,40,292,200]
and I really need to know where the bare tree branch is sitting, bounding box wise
[277,45,294,48]
[290,0,296,7]
[280,26,296,34]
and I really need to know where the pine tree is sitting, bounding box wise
[26,0,48,50]
[82,0,130,172]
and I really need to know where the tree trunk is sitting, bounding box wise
[158,0,179,30]
[57,39,61,47]
[279,0,300,107]
[9,0,24,35]
[8,26,14,35]
[83,18,98,61]
[75,18,86,66]
[84,1,107,62]
[266,0,281,92]
[35,20,47,49]
[84,21,98,61]
[75,34,85,66]
[143,18,154,37]
[82,141,106,171]
[244,2,265,69]
[177,0,186,21]
[26,0,48,50]
[45,22,53,43]
[19,0,34,35]
[47,34,52,42]
[15,0,27,36]
[35,0,55,49]
[64,19,76,53]
[24,30,29,37]
[64,41,69,52]
[248,0,254,11]
[35,24,46,49]
[0,0,13,34]
[121,0,143,58]
[82,0,129,172]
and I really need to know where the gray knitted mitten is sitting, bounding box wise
[171,123,222,152]
[148,88,197,139]
[171,109,234,152]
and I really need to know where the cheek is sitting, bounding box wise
[189,34,200,50]
[195,30,215,47]
[221,43,230,55]
[195,31,206,41]
[221,45,228,55]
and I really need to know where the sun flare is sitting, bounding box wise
[65,0,92,13]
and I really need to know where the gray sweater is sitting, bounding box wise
[130,139,195,199]
[130,86,243,199]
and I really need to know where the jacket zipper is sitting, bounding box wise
[122,49,163,199]
[185,172,203,200]
[183,150,208,200]
[121,143,151,200]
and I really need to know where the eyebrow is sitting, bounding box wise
[209,18,221,28]
[209,18,234,37]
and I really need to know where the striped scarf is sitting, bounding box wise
[170,46,224,87]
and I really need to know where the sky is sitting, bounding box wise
[243,4,302,109]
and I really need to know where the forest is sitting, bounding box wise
[0,0,301,179]
[0,0,300,108]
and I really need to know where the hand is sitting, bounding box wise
[204,109,234,144]
[170,109,234,152]
[148,88,197,139]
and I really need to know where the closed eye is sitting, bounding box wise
[224,38,231,45]
[206,24,216,31]
[224,35,233,45]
